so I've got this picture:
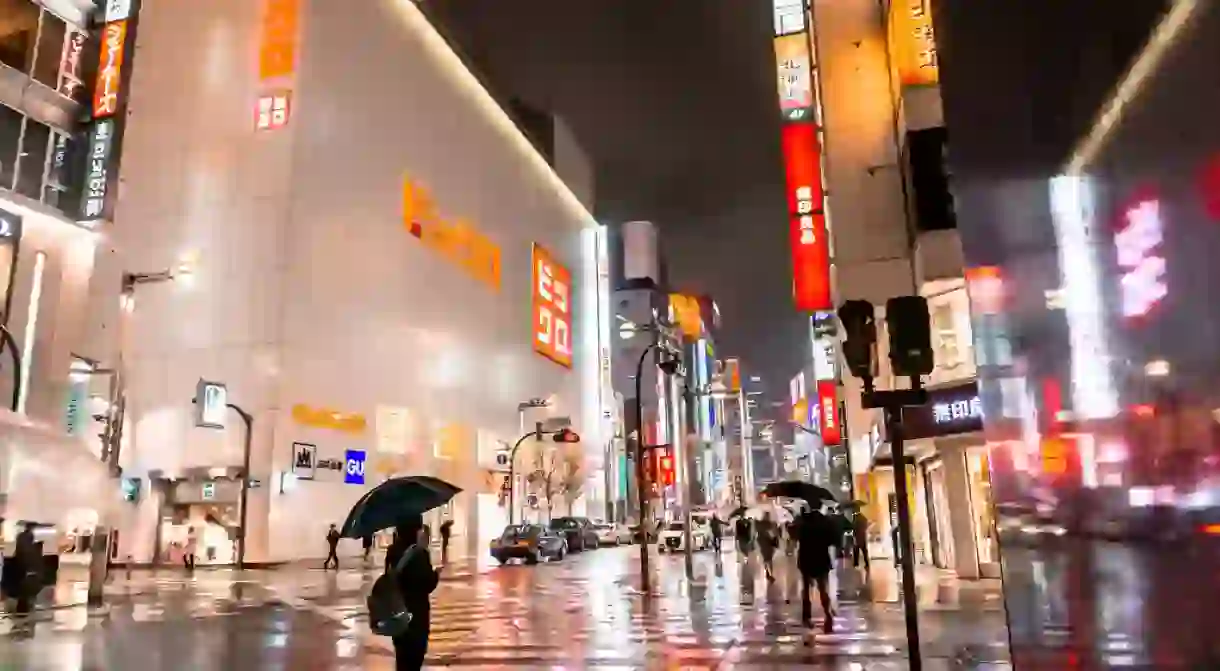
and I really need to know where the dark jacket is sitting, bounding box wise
[796,512,841,575]
[385,541,440,620]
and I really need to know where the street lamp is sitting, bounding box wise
[619,318,682,593]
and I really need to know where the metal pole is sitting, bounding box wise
[507,424,541,526]
[886,406,923,671]
[679,380,694,579]
[230,403,253,570]
[634,341,655,594]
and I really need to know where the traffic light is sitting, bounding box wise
[658,451,675,487]
[552,428,581,443]
[885,296,934,377]
[838,300,878,380]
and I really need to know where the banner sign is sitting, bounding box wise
[816,380,841,446]
[81,119,115,220]
[774,33,814,122]
[782,122,832,311]
[531,243,573,367]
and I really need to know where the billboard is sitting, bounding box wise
[532,243,573,368]
[92,20,128,118]
[782,122,832,311]
[816,380,841,446]
[888,0,939,87]
[774,33,815,122]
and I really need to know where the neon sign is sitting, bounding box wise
[1114,196,1166,319]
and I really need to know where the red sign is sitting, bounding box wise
[782,122,832,311]
[255,91,292,131]
[531,244,573,368]
[816,380,841,446]
[92,20,128,118]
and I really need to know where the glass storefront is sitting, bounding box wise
[966,448,999,567]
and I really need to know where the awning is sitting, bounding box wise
[0,409,118,526]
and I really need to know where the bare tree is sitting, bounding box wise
[560,450,586,512]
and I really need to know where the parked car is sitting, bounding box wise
[550,517,600,551]
[657,521,711,552]
[490,524,566,565]
[593,522,633,545]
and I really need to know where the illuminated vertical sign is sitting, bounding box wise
[888,0,939,86]
[81,120,115,220]
[1114,194,1167,320]
[816,380,841,446]
[255,0,301,130]
[532,243,573,368]
[782,122,832,311]
[92,20,128,118]
[774,33,814,122]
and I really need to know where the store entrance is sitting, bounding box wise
[156,477,242,566]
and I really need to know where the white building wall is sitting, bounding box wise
[90,0,599,564]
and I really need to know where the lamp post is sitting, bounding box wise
[620,316,683,593]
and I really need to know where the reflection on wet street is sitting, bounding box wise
[0,547,1013,669]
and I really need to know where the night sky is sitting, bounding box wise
[421,1,806,398]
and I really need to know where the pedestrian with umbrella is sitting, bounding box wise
[341,475,461,671]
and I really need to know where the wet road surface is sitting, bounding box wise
[0,546,1012,669]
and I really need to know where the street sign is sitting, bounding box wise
[194,379,227,429]
[202,482,215,500]
[344,449,366,485]
[291,442,317,480]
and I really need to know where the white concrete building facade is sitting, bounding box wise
[80,0,605,564]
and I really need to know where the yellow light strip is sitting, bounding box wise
[391,0,596,231]
[1066,0,1202,174]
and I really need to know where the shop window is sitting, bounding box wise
[0,103,21,189]
[0,0,39,75]
[932,302,961,368]
[15,117,48,199]
[44,130,80,212]
[31,8,67,88]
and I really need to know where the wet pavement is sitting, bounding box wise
[0,546,1012,669]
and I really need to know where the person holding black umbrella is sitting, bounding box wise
[796,508,841,633]
[385,513,441,670]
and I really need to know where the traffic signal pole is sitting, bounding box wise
[634,341,657,594]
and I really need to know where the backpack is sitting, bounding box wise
[367,545,420,637]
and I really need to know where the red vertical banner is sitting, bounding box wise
[782,122,832,311]
[817,380,841,445]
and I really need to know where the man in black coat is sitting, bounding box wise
[385,514,441,670]
[796,510,841,633]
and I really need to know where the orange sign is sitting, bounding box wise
[92,20,127,118]
[670,294,702,339]
[532,244,573,368]
[402,177,502,291]
[724,358,742,393]
[259,0,300,81]
[888,0,939,86]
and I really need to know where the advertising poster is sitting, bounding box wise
[774,33,814,122]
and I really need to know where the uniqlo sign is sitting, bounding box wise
[816,380,841,446]
[255,92,292,131]
[782,122,832,311]
[92,20,128,118]
[532,244,573,368]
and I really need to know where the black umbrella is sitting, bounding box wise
[727,505,749,519]
[760,481,838,507]
[340,475,462,539]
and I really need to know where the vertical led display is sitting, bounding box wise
[816,380,841,446]
[255,0,301,131]
[782,122,832,311]
[531,243,573,368]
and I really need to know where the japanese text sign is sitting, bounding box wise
[782,122,832,311]
[255,91,292,131]
[532,243,573,368]
[773,33,814,122]
[888,0,939,86]
[92,21,128,118]
[79,119,115,222]
[903,381,984,439]
[816,380,841,446]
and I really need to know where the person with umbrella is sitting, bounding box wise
[340,474,462,670]
[385,514,441,670]
[796,508,841,633]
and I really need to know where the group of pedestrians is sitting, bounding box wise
[707,506,873,633]
[323,519,455,572]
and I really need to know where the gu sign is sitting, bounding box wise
[531,243,573,368]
